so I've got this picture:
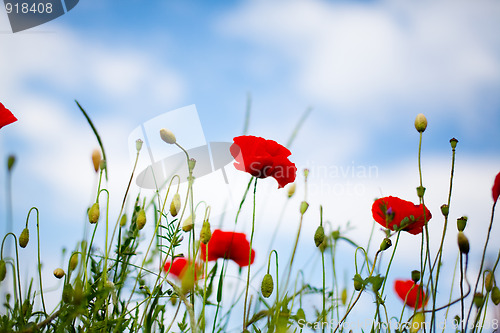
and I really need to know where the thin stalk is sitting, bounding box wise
[243,177,258,330]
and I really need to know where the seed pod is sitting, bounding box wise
[473,292,484,308]
[485,271,494,292]
[88,203,100,224]
[300,201,309,215]
[491,286,500,305]
[414,113,427,133]
[261,273,274,298]
[379,238,392,251]
[457,231,470,254]
[69,253,78,271]
[19,228,29,248]
[136,208,146,230]
[120,214,127,227]
[200,220,212,245]
[450,138,458,149]
[0,260,6,282]
[91,149,101,172]
[314,225,325,247]
[135,139,143,152]
[159,128,176,144]
[53,268,65,279]
[457,216,467,231]
[62,284,73,303]
[188,158,196,171]
[440,204,449,217]
[170,193,181,217]
[411,270,421,283]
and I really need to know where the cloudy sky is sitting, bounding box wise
[1,0,500,329]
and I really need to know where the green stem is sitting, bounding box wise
[243,177,258,330]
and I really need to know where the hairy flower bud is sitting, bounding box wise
[353,274,363,291]
[91,149,101,173]
[485,272,495,292]
[314,225,325,247]
[473,293,484,308]
[160,128,176,144]
[53,268,65,279]
[492,286,500,305]
[136,208,146,230]
[120,214,127,227]
[414,113,427,133]
[457,216,467,231]
[170,193,181,217]
[200,220,212,245]
[69,253,79,271]
[261,273,274,298]
[287,183,296,198]
[88,203,100,224]
[379,238,392,251]
[0,260,6,282]
[182,214,195,232]
[457,231,469,254]
[19,228,29,248]
[300,201,309,215]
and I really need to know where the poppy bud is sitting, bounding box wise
[181,264,196,294]
[457,216,467,231]
[341,288,347,305]
[314,225,325,247]
[200,220,212,245]
[7,155,16,172]
[100,159,106,171]
[332,230,340,240]
[69,253,78,271]
[410,312,425,333]
[300,201,309,215]
[492,286,500,305]
[353,274,363,291]
[170,193,181,217]
[88,203,100,224]
[440,204,449,217]
[261,273,274,298]
[450,138,458,149]
[485,272,494,292]
[0,260,6,282]
[160,128,176,144]
[182,214,195,232]
[136,208,146,230]
[287,183,296,198]
[414,113,427,133]
[457,232,469,254]
[379,238,392,251]
[416,186,426,198]
[53,268,65,279]
[91,149,101,173]
[136,139,143,152]
[473,292,484,308]
[318,238,328,253]
[296,308,306,322]
[411,270,421,283]
[120,214,127,227]
[19,228,29,248]
[62,284,73,303]
[188,158,196,171]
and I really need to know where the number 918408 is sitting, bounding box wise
[5,2,53,14]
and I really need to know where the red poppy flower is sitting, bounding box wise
[230,135,297,188]
[0,102,17,129]
[394,279,427,309]
[492,172,500,203]
[371,196,432,235]
[200,229,255,267]
[163,257,201,279]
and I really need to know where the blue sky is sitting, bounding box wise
[1,0,500,329]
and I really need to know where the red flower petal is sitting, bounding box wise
[0,102,17,129]
[164,257,189,278]
[230,135,296,188]
[492,172,500,203]
[200,229,255,267]
[372,196,432,235]
[394,279,427,309]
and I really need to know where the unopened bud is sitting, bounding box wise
[88,203,100,224]
[314,225,325,247]
[99,159,106,171]
[69,253,79,271]
[91,149,101,173]
[492,286,500,305]
[19,228,29,248]
[296,308,306,322]
[411,270,421,283]
[0,260,6,282]
[135,139,143,152]
[319,238,328,253]
[379,238,392,251]
[440,204,449,217]
[457,231,469,254]
[287,183,296,198]
[414,113,427,133]
[450,138,458,149]
[473,292,484,308]
[457,216,467,231]
[300,201,309,215]
[303,169,309,179]
[53,268,65,279]
[261,273,274,298]
[170,193,181,217]
[416,186,426,198]
[120,214,127,227]
[7,155,16,172]
[181,265,195,294]
[159,128,176,144]
[410,312,426,333]
[353,274,363,291]
[485,272,495,292]
[200,220,212,245]
[341,288,347,305]
[182,214,195,232]
[332,230,340,240]
[136,208,146,230]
